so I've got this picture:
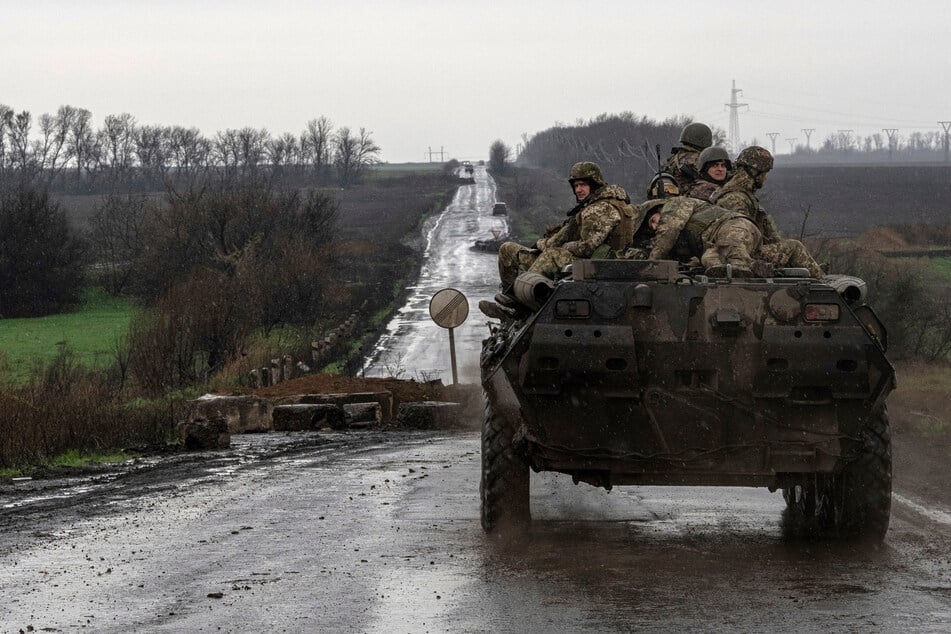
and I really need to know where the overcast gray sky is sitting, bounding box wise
[5,0,949,162]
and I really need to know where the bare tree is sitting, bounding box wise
[304,116,333,181]
[236,127,269,177]
[33,112,70,184]
[135,124,169,186]
[332,126,379,187]
[213,128,240,178]
[0,105,14,174]
[89,193,151,295]
[168,126,209,184]
[355,127,381,170]
[489,139,511,175]
[99,113,138,184]
[64,106,95,183]
[5,110,33,172]
[280,132,301,174]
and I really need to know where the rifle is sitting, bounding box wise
[646,142,668,200]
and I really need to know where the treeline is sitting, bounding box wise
[0,104,380,192]
[517,112,951,174]
[785,130,951,163]
[516,112,713,196]
[1,173,341,373]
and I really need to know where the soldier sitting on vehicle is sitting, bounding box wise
[660,122,713,193]
[479,161,635,319]
[619,172,679,260]
[687,145,732,202]
[711,146,824,277]
[648,193,772,278]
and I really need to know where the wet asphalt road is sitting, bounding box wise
[364,165,505,384]
[0,431,949,632]
[1,170,950,632]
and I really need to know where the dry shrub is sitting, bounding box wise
[890,223,951,247]
[0,347,174,468]
[855,226,909,250]
[815,239,951,361]
[127,268,260,394]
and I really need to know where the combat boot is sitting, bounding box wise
[494,288,520,308]
[479,300,516,321]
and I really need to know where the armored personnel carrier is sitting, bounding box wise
[480,260,894,541]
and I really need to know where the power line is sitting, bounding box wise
[724,79,748,154]
[801,129,815,150]
[940,121,951,162]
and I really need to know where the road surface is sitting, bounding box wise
[0,431,948,632]
[364,165,505,384]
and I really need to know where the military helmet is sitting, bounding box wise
[735,145,774,173]
[698,146,732,172]
[647,172,680,199]
[568,161,606,188]
[679,122,713,151]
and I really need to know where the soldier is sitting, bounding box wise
[482,162,634,317]
[712,146,824,277]
[620,173,679,260]
[661,122,713,192]
[648,193,769,277]
[687,145,731,202]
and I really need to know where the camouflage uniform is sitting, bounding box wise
[758,240,823,277]
[648,197,763,274]
[497,169,635,285]
[660,123,713,192]
[710,169,782,243]
[497,240,539,287]
[685,179,720,203]
[620,199,665,260]
[527,183,634,278]
[712,151,823,277]
[661,148,702,193]
[685,146,730,202]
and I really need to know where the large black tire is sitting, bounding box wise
[783,408,892,541]
[480,395,530,533]
[835,407,892,540]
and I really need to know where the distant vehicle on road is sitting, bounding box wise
[472,228,507,253]
[492,202,507,216]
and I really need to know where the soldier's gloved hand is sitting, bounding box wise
[562,241,584,257]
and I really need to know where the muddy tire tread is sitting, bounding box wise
[480,395,530,532]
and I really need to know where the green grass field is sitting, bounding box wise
[0,288,136,382]
[928,256,951,282]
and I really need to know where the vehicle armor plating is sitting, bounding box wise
[479,259,895,540]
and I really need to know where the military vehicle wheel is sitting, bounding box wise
[783,409,891,541]
[480,396,530,533]
[784,480,816,517]
[834,408,892,540]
